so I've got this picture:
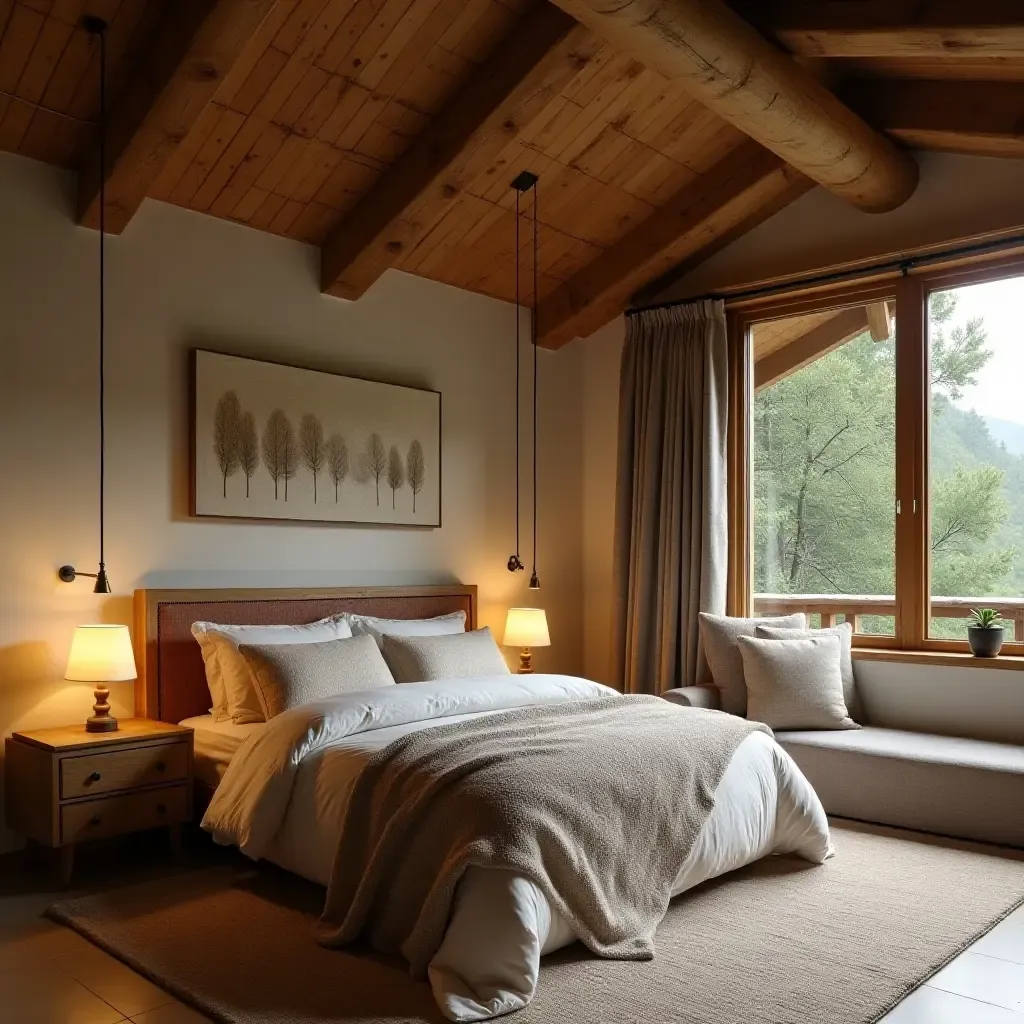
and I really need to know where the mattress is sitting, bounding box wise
[180,715,264,788]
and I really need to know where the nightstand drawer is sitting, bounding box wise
[60,783,189,844]
[60,741,189,798]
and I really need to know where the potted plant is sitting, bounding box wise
[968,608,1007,658]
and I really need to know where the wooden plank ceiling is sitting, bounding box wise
[2,0,1023,348]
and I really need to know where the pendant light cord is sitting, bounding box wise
[98,22,106,578]
[514,189,521,564]
[531,181,538,583]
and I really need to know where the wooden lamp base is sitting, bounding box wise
[517,647,534,674]
[85,683,118,733]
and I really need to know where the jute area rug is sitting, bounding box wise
[48,823,1024,1024]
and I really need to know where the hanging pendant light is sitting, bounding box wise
[59,15,112,595]
[507,172,541,591]
[528,173,540,592]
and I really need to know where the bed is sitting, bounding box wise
[134,586,832,1022]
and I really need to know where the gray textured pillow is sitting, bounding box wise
[756,622,861,722]
[381,627,510,683]
[738,635,858,731]
[698,612,807,716]
[238,634,395,720]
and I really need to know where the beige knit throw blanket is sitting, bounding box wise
[316,695,770,976]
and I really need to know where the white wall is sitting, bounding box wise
[0,152,584,851]
[662,152,1024,299]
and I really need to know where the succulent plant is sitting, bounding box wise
[970,608,1007,629]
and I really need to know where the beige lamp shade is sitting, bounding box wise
[65,624,137,682]
[503,607,550,648]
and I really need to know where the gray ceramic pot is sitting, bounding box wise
[968,626,1004,658]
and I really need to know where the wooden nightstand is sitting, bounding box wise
[5,719,193,885]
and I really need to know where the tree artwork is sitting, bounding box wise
[262,409,297,501]
[407,439,425,513]
[238,411,259,498]
[326,434,349,502]
[367,432,387,506]
[213,391,242,497]
[387,445,405,508]
[196,351,439,524]
[299,413,326,503]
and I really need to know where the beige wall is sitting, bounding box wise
[0,152,584,851]
[580,319,625,686]
[662,151,1024,300]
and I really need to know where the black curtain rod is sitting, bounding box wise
[625,230,1024,316]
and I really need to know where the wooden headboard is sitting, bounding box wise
[132,585,477,723]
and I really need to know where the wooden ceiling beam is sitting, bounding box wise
[536,143,813,349]
[320,5,597,301]
[545,0,918,213]
[755,306,871,391]
[734,1,1024,60]
[77,0,282,233]
[854,79,1024,159]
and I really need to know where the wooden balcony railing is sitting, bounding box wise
[753,594,1024,642]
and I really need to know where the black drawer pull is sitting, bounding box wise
[86,771,101,784]
[89,815,101,827]
[155,761,166,773]
[156,804,167,815]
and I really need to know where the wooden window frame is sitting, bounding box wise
[727,252,1024,663]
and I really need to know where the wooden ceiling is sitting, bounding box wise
[2,0,1023,348]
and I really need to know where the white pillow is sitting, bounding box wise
[345,610,467,648]
[698,612,807,716]
[381,627,510,683]
[756,622,861,722]
[191,614,353,724]
[738,635,858,731]
[238,635,394,720]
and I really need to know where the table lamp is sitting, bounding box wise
[65,624,137,732]
[503,607,550,674]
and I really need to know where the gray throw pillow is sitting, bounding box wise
[756,622,861,722]
[738,635,858,731]
[698,612,807,716]
[381,627,510,683]
[238,634,395,720]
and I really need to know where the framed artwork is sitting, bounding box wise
[192,350,441,527]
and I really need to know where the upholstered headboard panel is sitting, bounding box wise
[133,586,477,723]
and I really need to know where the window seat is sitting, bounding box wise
[662,686,1024,848]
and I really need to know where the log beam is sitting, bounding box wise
[755,306,870,391]
[737,1,1024,60]
[545,0,918,213]
[320,5,597,300]
[537,143,813,349]
[77,0,281,233]
[855,79,1024,160]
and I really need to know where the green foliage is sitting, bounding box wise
[753,290,1022,639]
[930,292,990,401]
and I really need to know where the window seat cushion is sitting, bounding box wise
[776,726,1024,848]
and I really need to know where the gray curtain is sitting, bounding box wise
[613,300,729,694]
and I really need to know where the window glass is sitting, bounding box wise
[751,301,897,636]
[928,278,1024,641]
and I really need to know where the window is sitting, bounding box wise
[750,301,897,636]
[928,275,1024,643]
[733,259,1024,657]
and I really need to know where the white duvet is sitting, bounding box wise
[203,675,832,1021]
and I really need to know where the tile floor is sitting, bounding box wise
[1,831,1023,1023]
